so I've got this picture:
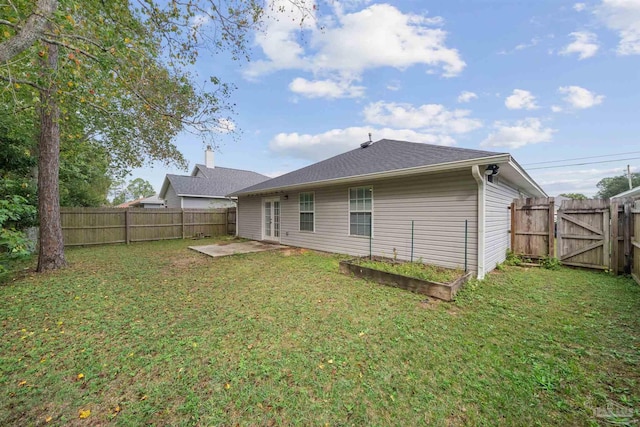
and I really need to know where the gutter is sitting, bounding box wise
[471,165,486,280]
[231,154,511,197]
[176,194,239,199]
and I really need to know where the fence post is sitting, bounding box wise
[548,197,555,258]
[510,202,516,253]
[225,207,229,235]
[125,209,130,244]
[603,207,610,270]
[624,201,631,274]
[181,210,186,239]
[611,202,619,275]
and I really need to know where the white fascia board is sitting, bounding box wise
[233,154,511,197]
[159,177,171,199]
[176,194,238,199]
[508,158,547,197]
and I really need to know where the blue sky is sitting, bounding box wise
[134,0,640,197]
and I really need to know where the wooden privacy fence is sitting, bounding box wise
[510,197,555,259]
[60,207,236,247]
[510,197,639,283]
[632,201,640,284]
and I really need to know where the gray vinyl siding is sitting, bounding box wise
[237,196,262,240]
[238,169,478,272]
[181,197,236,209]
[485,178,521,272]
[164,185,181,208]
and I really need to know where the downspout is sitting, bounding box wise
[471,165,486,279]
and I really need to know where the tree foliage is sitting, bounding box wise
[595,173,640,199]
[111,178,156,205]
[559,193,588,200]
[1,0,264,271]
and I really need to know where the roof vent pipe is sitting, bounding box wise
[360,133,373,149]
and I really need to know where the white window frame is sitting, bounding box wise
[299,191,315,232]
[348,186,373,237]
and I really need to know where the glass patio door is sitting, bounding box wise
[263,197,280,241]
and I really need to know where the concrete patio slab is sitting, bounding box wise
[189,241,287,258]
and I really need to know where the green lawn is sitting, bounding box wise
[1,238,639,426]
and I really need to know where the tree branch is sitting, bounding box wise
[0,73,45,91]
[0,0,58,63]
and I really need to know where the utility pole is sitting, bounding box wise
[628,165,633,190]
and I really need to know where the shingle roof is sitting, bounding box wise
[133,195,165,206]
[234,139,506,195]
[165,166,269,198]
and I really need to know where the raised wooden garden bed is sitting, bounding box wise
[339,257,473,301]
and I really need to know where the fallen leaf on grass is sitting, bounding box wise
[18,380,27,386]
[78,409,91,419]
[45,416,52,422]
[77,373,84,380]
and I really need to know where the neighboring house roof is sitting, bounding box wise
[231,139,546,197]
[553,195,571,211]
[611,185,640,200]
[160,165,270,199]
[116,197,144,208]
[130,194,165,207]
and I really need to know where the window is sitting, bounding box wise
[349,187,372,236]
[299,192,314,232]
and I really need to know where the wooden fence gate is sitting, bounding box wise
[510,197,638,283]
[510,197,555,259]
[556,199,610,270]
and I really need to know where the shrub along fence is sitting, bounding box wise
[510,197,639,284]
[60,207,236,247]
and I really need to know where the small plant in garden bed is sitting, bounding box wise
[353,257,464,284]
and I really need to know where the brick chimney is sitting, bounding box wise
[205,145,215,168]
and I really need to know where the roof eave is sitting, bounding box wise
[231,154,511,197]
[176,194,237,199]
[159,176,172,199]
[507,157,548,197]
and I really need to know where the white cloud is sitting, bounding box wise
[270,127,455,161]
[498,37,540,55]
[363,101,482,134]
[573,3,587,11]
[558,85,604,109]
[289,77,365,99]
[386,80,401,91]
[559,31,599,59]
[216,118,236,133]
[505,89,538,110]
[480,118,556,149]
[457,91,478,103]
[245,1,465,94]
[551,105,563,113]
[597,0,640,55]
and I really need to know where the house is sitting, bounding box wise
[129,194,166,208]
[230,139,546,279]
[116,194,165,208]
[159,146,270,209]
[611,185,640,201]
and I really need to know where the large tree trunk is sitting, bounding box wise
[37,40,66,272]
[0,0,58,63]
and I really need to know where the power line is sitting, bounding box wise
[527,157,640,170]
[522,150,640,166]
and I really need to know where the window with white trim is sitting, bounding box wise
[349,187,372,236]
[299,192,314,232]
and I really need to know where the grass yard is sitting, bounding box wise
[1,238,639,426]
